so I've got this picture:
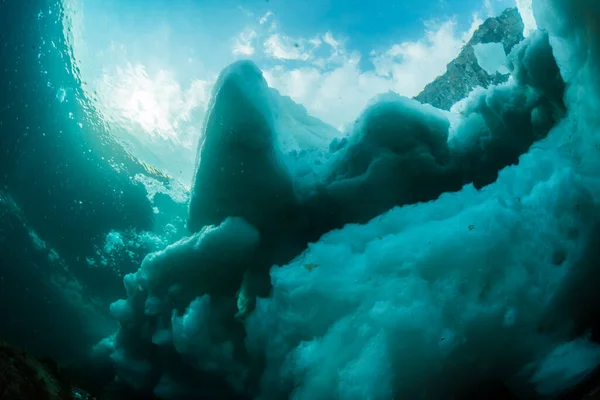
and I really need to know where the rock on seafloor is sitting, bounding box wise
[0,341,94,400]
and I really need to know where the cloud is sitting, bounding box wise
[263,34,314,61]
[96,63,211,144]
[237,6,254,18]
[484,0,495,16]
[262,16,483,130]
[370,18,479,91]
[259,11,273,25]
[515,0,537,36]
[232,29,257,56]
[322,31,341,50]
[465,13,485,40]
[87,60,214,181]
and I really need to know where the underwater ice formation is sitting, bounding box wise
[102,2,600,398]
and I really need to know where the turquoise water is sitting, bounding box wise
[2,0,600,399]
[0,0,179,359]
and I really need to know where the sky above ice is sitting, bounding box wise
[64,0,535,180]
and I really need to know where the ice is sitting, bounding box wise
[188,61,298,235]
[530,337,600,395]
[100,3,600,397]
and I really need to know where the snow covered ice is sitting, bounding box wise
[100,0,600,399]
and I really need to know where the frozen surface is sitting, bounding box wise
[100,2,600,398]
